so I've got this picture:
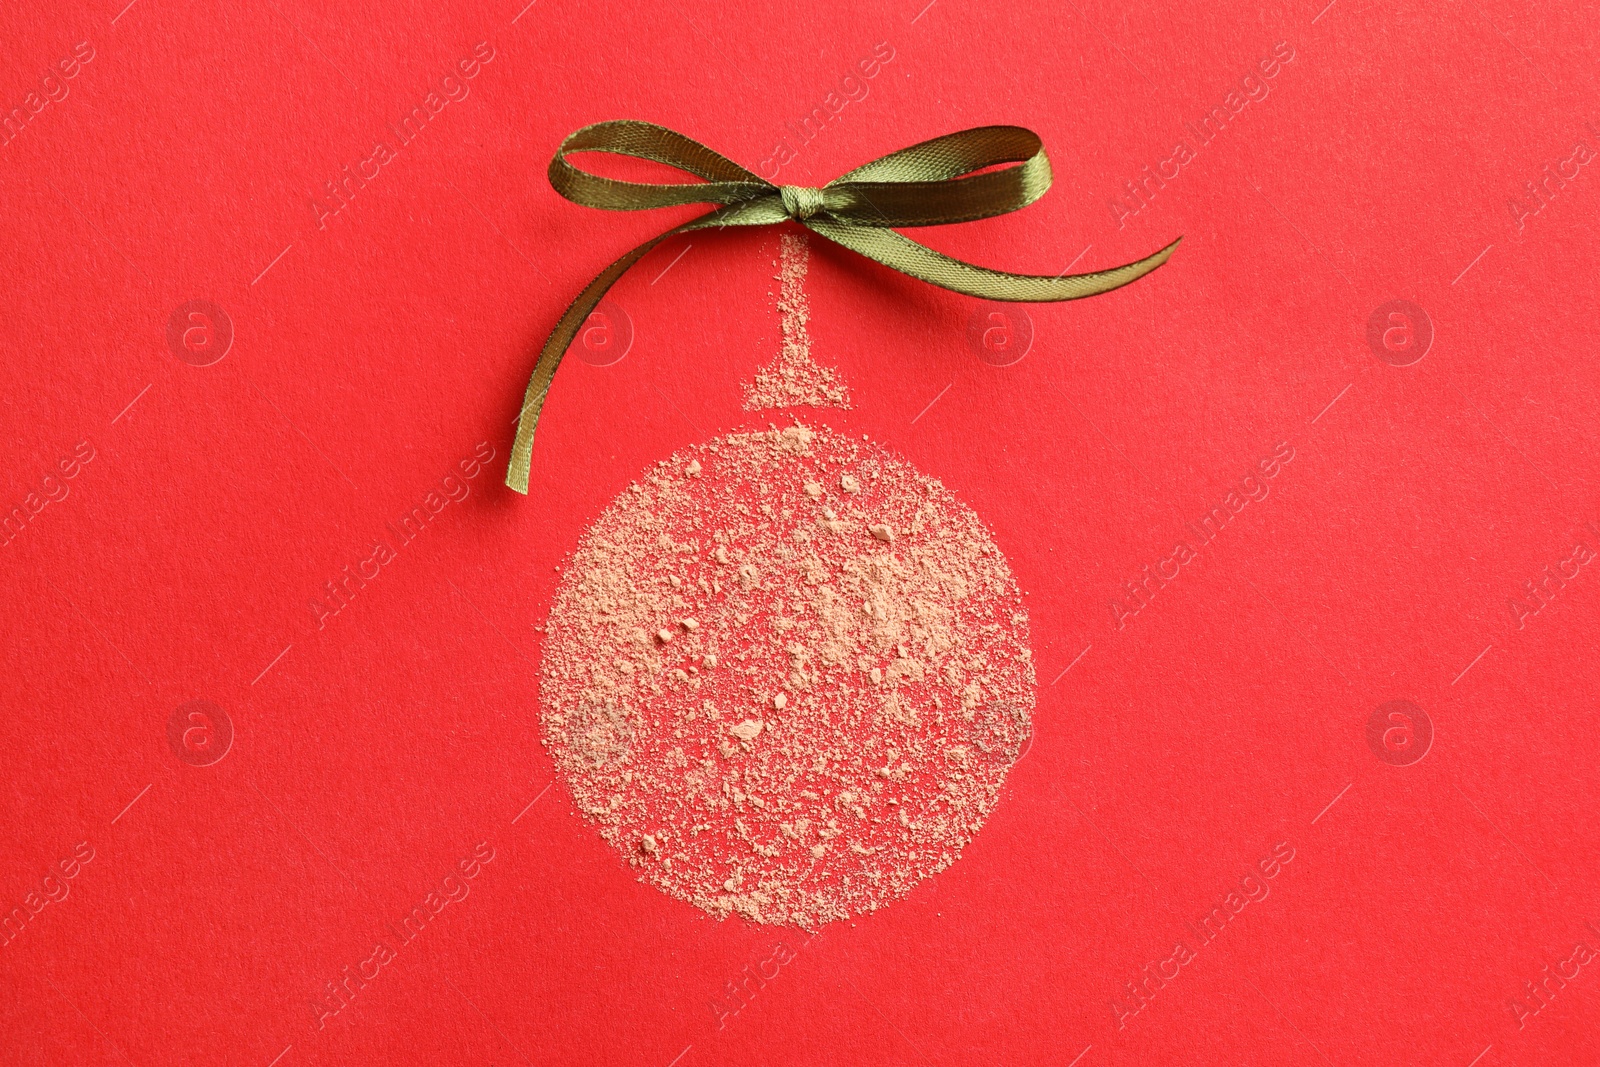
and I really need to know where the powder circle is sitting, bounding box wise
[540,423,1035,927]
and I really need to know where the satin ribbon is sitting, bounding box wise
[506,120,1180,493]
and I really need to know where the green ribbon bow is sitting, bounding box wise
[506,120,1180,493]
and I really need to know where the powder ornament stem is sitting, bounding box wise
[742,233,849,411]
[505,120,1181,493]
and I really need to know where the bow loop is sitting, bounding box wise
[547,120,770,211]
[506,120,1180,493]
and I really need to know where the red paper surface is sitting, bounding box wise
[3,0,1599,1064]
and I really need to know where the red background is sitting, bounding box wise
[3,0,1599,1064]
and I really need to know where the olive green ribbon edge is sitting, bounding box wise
[506,120,1181,494]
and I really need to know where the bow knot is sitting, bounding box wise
[780,185,825,220]
[507,120,1180,493]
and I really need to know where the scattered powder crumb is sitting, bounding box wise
[742,233,851,412]
[540,422,1034,928]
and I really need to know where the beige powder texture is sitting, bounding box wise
[540,422,1034,928]
[742,233,851,411]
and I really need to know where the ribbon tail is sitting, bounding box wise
[805,219,1180,302]
[506,230,679,493]
[506,201,787,493]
